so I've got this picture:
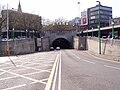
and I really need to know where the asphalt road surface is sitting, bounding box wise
[0,51,59,90]
[60,50,120,90]
[0,50,120,90]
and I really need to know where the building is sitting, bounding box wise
[109,17,120,26]
[0,1,42,38]
[87,3,112,29]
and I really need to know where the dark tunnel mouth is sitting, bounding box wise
[51,38,71,49]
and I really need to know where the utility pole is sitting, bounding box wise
[96,1,101,54]
[6,4,10,56]
[112,19,114,39]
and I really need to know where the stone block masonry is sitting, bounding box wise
[0,39,35,56]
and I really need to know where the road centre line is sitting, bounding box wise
[45,54,59,90]
[104,65,120,70]
[58,50,62,90]
[70,52,95,64]
[52,53,59,90]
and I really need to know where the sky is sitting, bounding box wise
[0,0,120,21]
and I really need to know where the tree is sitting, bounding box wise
[43,17,74,31]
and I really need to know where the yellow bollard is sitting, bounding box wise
[6,50,10,56]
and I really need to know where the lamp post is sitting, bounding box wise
[12,28,14,41]
[33,30,34,38]
[87,29,88,37]
[112,19,114,39]
[20,31,22,38]
[26,29,27,38]
[92,27,93,37]
[77,2,80,17]
[96,1,101,54]
[77,2,80,37]
[6,3,10,56]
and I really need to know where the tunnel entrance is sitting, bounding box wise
[51,38,71,49]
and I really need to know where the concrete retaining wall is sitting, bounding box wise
[87,37,120,57]
[73,36,87,50]
[41,37,50,51]
[0,39,35,56]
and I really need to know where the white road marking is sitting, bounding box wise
[0,71,6,76]
[45,54,59,90]
[52,54,59,90]
[0,68,46,85]
[82,60,96,64]
[58,50,61,90]
[22,71,46,76]
[104,65,120,70]
[3,84,26,90]
[0,76,18,81]
[71,52,95,64]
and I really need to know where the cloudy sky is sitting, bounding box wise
[0,0,120,20]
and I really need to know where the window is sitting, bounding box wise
[90,16,96,19]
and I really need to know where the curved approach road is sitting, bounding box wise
[60,50,120,90]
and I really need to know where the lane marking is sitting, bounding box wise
[3,84,26,90]
[58,50,61,90]
[52,54,59,90]
[82,60,95,64]
[70,52,95,64]
[45,54,59,90]
[104,65,120,70]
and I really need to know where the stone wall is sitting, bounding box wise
[41,37,50,51]
[73,36,87,50]
[0,39,35,56]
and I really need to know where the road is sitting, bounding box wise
[60,50,120,90]
[0,51,59,90]
[0,50,120,90]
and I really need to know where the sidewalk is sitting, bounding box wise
[0,56,18,64]
[88,51,120,62]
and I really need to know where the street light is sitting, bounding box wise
[112,19,114,39]
[12,28,14,41]
[87,29,88,37]
[33,30,34,38]
[96,1,101,54]
[77,2,81,37]
[26,29,27,38]
[20,31,22,38]
[92,27,93,37]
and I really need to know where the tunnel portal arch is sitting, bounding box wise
[51,38,71,49]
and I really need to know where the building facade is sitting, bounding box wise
[109,17,120,26]
[0,1,42,39]
[87,3,112,29]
